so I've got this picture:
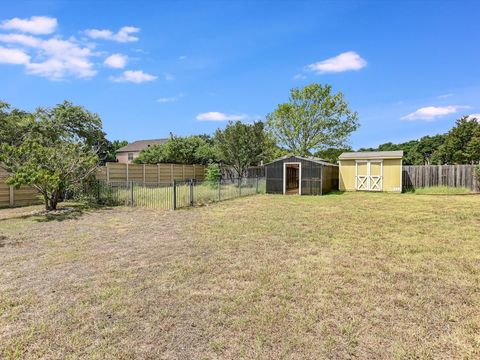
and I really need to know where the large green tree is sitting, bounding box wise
[266,83,359,156]
[359,117,480,165]
[0,101,104,210]
[433,116,480,164]
[359,135,447,165]
[214,121,273,177]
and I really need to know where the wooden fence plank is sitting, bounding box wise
[402,164,478,191]
[98,163,205,184]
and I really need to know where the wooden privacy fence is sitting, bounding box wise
[96,163,206,184]
[0,168,40,207]
[402,165,479,191]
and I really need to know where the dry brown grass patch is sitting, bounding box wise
[0,193,479,359]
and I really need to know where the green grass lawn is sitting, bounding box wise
[412,185,474,195]
[0,192,479,359]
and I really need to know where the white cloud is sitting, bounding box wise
[0,46,30,64]
[293,73,306,80]
[85,26,140,42]
[467,114,480,121]
[401,105,469,121]
[438,93,454,99]
[0,16,57,35]
[104,53,127,68]
[0,33,96,79]
[111,70,157,83]
[196,112,248,121]
[164,72,174,81]
[179,55,187,60]
[307,51,367,74]
[0,33,42,47]
[157,93,184,103]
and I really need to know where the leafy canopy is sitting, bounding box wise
[266,83,359,156]
[0,101,103,210]
[360,116,480,165]
[134,134,216,164]
[434,116,480,164]
[214,121,272,177]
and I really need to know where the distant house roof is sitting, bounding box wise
[264,154,336,166]
[116,139,168,153]
[338,150,404,160]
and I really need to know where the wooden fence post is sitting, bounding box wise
[189,180,194,206]
[143,164,146,185]
[173,179,177,210]
[130,180,134,207]
[157,164,160,185]
[171,164,174,182]
[218,179,221,201]
[126,163,129,183]
[9,186,14,207]
[106,162,110,183]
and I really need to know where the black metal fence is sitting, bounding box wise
[84,177,266,210]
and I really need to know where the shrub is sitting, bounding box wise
[204,163,221,187]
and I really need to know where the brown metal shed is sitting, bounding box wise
[264,155,339,195]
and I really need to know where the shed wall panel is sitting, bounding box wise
[339,160,356,191]
[383,159,402,192]
[339,158,402,192]
[265,156,338,195]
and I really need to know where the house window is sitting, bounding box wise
[128,153,134,161]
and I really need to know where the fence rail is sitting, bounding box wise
[88,177,265,210]
[402,165,479,191]
[0,169,41,207]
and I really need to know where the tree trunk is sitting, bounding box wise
[44,191,60,211]
[44,194,50,211]
[49,191,60,210]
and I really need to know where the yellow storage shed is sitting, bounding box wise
[338,151,403,192]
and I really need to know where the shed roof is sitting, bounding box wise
[338,150,404,160]
[116,139,168,153]
[264,154,336,166]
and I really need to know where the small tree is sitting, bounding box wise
[266,83,359,156]
[204,162,221,187]
[0,101,103,210]
[214,121,270,177]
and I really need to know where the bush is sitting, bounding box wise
[204,163,221,187]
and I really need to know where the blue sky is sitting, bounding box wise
[1,0,479,149]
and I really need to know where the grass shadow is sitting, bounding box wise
[325,190,346,196]
[0,202,113,223]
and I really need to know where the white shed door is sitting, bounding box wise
[356,160,383,191]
